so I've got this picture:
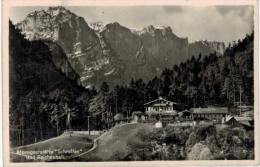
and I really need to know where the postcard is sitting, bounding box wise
[2,0,259,166]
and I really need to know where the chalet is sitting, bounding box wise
[226,116,254,130]
[190,107,228,123]
[144,97,178,118]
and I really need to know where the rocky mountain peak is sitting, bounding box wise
[104,22,128,31]
[89,21,105,32]
[142,25,156,34]
[101,22,134,37]
[47,6,69,13]
[46,6,76,19]
[16,6,227,88]
[17,7,89,41]
[109,21,121,26]
[27,10,47,17]
[25,6,74,21]
[161,26,172,32]
[137,25,175,37]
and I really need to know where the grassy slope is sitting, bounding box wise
[13,134,93,151]
[77,123,155,161]
[10,123,155,162]
[11,133,94,162]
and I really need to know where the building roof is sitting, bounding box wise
[190,107,228,114]
[226,116,253,127]
[239,120,252,127]
[132,111,144,116]
[182,110,191,113]
[226,115,253,122]
[242,111,254,117]
[144,97,177,106]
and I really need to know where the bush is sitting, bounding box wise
[126,125,254,160]
[199,147,213,160]
[187,143,213,160]
[164,126,192,145]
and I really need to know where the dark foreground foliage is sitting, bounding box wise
[131,125,254,160]
[9,21,97,146]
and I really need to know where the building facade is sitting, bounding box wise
[144,97,177,118]
[190,107,228,122]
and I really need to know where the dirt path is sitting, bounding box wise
[75,123,154,161]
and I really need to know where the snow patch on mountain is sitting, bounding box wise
[89,22,106,32]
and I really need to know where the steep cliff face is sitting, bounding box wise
[188,40,225,57]
[16,6,225,88]
[9,21,82,98]
[100,22,146,80]
[136,25,189,76]
[101,24,190,80]
[17,6,122,88]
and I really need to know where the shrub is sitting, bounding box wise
[187,143,212,160]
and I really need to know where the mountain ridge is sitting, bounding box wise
[16,6,226,88]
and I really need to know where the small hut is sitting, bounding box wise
[132,111,146,123]
[226,116,253,130]
[114,113,125,124]
[180,110,192,120]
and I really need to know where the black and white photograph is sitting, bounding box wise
[4,0,259,164]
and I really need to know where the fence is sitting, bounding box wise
[63,130,105,136]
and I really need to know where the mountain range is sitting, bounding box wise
[16,6,225,88]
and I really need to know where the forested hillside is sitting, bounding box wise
[9,21,97,146]
[9,18,254,147]
[89,32,254,120]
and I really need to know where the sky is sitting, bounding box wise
[10,6,254,45]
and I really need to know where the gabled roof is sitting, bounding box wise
[239,121,253,127]
[144,97,177,106]
[226,116,253,122]
[190,107,228,114]
[226,116,253,127]
[132,111,144,116]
